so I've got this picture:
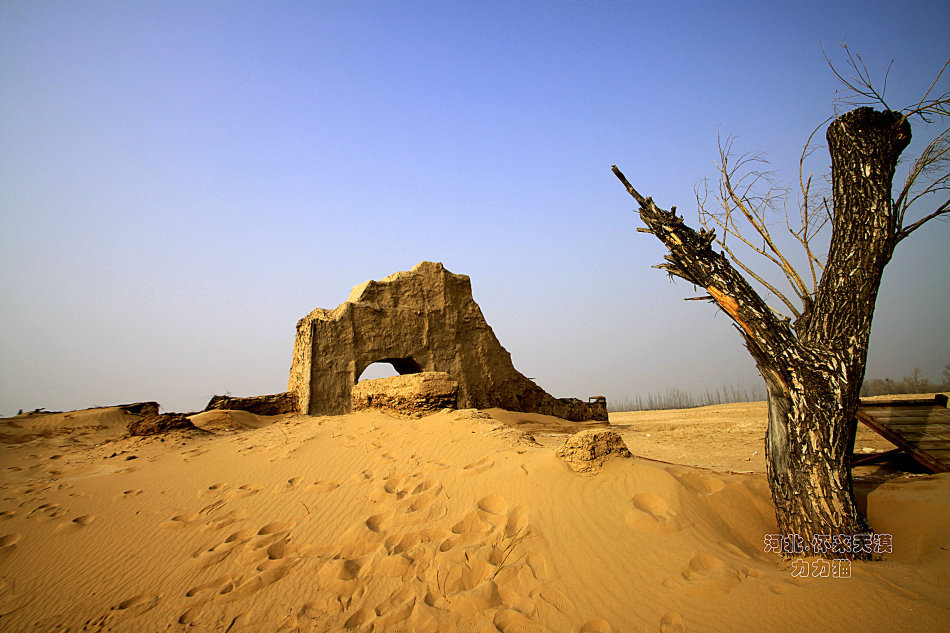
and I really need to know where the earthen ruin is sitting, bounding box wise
[556,429,633,474]
[288,262,607,422]
[351,372,458,416]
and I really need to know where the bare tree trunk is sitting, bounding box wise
[753,348,870,557]
[612,107,912,559]
[804,108,910,473]
[758,109,911,558]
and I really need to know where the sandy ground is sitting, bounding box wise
[0,400,947,633]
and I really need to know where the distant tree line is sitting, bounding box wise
[608,383,767,412]
[860,364,950,397]
[611,366,948,412]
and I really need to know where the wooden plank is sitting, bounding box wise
[855,421,950,440]
[871,414,950,423]
[884,424,950,434]
[856,395,950,474]
[851,448,902,466]
[893,421,950,428]
[885,429,950,438]
[893,438,950,447]
[872,424,950,434]
[859,395,948,408]
[870,407,949,415]
[888,438,950,447]
[913,441,950,450]
[867,411,949,421]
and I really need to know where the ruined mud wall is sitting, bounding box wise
[288,261,606,422]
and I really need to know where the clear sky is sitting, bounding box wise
[2,1,948,415]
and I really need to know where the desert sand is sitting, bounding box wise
[0,401,948,632]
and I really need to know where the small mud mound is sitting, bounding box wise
[556,429,633,474]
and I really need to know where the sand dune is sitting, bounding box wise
[0,403,947,632]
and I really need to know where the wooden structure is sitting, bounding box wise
[588,395,607,408]
[854,394,950,473]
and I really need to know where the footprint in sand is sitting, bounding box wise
[162,513,201,528]
[297,602,333,626]
[383,474,408,497]
[323,556,370,582]
[493,609,542,633]
[375,586,415,622]
[205,508,247,531]
[632,493,669,515]
[53,515,93,533]
[286,476,303,489]
[462,456,494,476]
[667,468,726,495]
[266,539,289,560]
[366,510,395,533]
[0,534,21,548]
[409,478,436,495]
[224,528,257,544]
[20,483,53,496]
[31,503,69,520]
[660,612,686,633]
[306,480,341,494]
[235,484,263,497]
[199,499,227,515]
[195,542,240,568]
[579,619,612,633]
[343,607,376,629]
[451,510,492,536]
[207,482,227,492]
[682,552,724,581]
[376,552,413,578]
[185,577,229,597]
[258,521,295,535]
[112,594,160,618]
[405,489,443,515]
[539,589,575,615]
[217,579,237,595]
[177,605,204,626]
[385,531,420,555]
[476,494,509,516]
[624,493,683,535]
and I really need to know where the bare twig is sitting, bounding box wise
[696,135,810,318]
[894,129,950,241]
[897,198,950,242]
[902,58,950,123]
[796,116,836,290]
[823,41,892,111]
[491,524,529,579]
[820,43,950,247]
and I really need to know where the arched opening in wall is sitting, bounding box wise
[356,357,423,383]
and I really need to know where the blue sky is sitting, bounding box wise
[2,1,948,415]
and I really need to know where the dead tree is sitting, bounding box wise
[613,53,949,559]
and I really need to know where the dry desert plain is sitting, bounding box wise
[0,397,948,632]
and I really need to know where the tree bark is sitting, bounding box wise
[803,108,910,470]
[612,106,912,560]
